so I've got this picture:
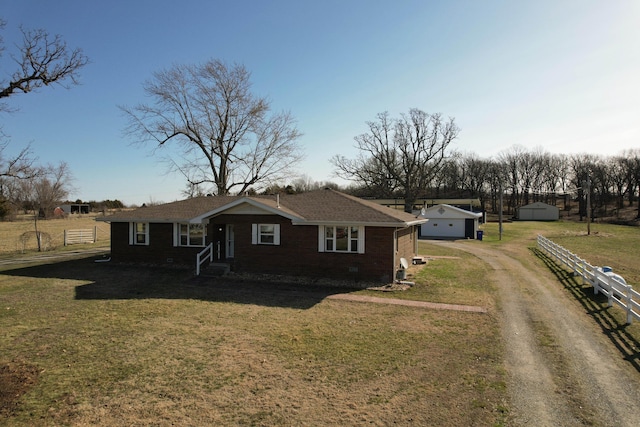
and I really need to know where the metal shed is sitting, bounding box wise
[60,203,91,214]
[517,202,559,221]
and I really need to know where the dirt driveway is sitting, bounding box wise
[432,239,640,427]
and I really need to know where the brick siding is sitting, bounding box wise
[111,216,419,283]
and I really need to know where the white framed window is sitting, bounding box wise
[178,223,206,247]
[252,224,280,245]
[318,225,364,253]
[129,222,149,246]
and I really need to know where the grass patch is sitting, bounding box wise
[0,215,110,255]
[481,220,640,284]
[3,219,639,425]
[0,253,507,426]
[358,241,494,308]
[413,243,493,307]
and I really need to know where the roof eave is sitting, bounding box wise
[292,218,428,227]
[96,217,191,223]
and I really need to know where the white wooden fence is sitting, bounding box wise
[537,235,640,324]
[64,227,97,246]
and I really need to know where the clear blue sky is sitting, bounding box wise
[2,1,639,205]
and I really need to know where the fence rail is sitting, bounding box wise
[64,227,97,246]
[537,235,640,324]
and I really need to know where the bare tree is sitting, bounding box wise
[458,152,491,202]
[0,19,87,219]
[569,153,598,221]
[332,109,458,212]
[121,59,303,196]
[487,160,506,213]
[0,141,38,180]
[34,162,73,218]
[0,141,39,219]
[497,145,525,214]
[620,149,640,218]
[607,156,627,212]
[0,20,89,112]
[5,161,73,218]
[541,153,569,207]
[181,182,208,199]
[291,174,331,193]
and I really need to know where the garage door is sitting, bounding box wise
[421,219,465,238]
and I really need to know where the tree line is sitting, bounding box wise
[328,110,640,220]
[264,145,640,222]
[393,146,640,219]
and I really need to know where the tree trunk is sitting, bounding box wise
[33,214,42,252]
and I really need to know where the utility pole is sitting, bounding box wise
[583,177,591,236]
[499,182,503,240]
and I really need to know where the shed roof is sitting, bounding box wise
[98,189,426,227]
[418,204,483,219]
[519,202,559,210]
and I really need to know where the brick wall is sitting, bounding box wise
[396,226,416,265]
[111,222,203,266]
[212,214,397,283]
[111,217,418,283]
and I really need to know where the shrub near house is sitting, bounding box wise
[98,189,426,284]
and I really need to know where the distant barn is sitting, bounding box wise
[60,203,91,214]
[516,202,559,221]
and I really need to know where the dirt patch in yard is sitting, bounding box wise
[0,361,39,417]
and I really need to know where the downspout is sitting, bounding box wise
[393,227,399,280]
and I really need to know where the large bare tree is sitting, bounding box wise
[331,109,459,212]
[0,19,89,112]
[0,19,88,191]
[121,59,303,196]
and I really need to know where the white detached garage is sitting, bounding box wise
[417,204,483,239]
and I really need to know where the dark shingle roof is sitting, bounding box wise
[277,189,422,225]
[98,196,239,223]
[98,189,425,227]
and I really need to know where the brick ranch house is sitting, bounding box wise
[97,188,427,283]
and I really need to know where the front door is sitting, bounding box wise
[226,224,235,258]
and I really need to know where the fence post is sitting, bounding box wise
[594,268,602,296]
[606,275,614,308]
[93,226,97,242]
[625,287,634,325]
[64,229,68,246]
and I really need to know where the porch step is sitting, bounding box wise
[199,262,230,277]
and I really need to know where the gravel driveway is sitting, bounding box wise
[433,240,640,427]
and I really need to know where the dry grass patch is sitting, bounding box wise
[0,255,507,426]
[481,220,640,282]
[359,240,494,311]
[0,214,110,255]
